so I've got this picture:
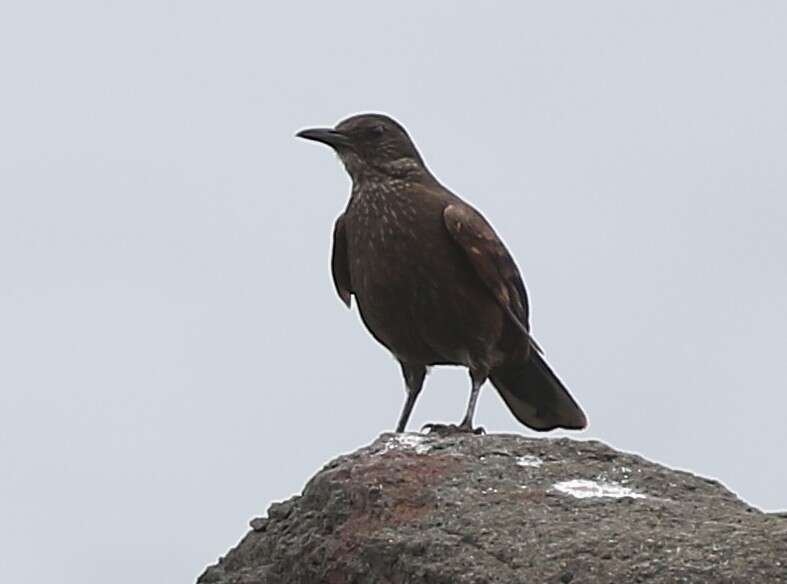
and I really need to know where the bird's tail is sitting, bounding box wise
[489,349,587,431]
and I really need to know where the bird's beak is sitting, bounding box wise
[295,127,351,149]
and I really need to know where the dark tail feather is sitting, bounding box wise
[490,351,587,431]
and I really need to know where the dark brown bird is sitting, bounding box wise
[296,113,586,433]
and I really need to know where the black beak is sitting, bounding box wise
[295,127,351,149]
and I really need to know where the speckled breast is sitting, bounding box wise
[343,183,503,366]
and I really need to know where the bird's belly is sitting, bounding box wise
[348,221,503,366]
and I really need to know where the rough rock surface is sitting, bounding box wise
[198,433,787,583]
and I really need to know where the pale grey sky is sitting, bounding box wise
[1,2,786,583]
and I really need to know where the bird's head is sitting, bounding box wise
[296,113,427,181]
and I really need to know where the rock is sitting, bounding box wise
[267,499,296,521]
[197,433,787,583]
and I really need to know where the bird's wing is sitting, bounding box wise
[331,214,353,308]
[443,203,530,335]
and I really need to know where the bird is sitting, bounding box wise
[296,113,586,434]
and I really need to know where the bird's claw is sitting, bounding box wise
[421,423,486,436]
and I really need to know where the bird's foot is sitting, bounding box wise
[421,422,486,436]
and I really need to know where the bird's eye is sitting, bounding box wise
[369,124,385,138]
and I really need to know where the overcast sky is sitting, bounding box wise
[1,2,786,583]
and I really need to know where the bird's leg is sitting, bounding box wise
[395,362,427,433]
[457,368,488,434]
[422,368,488,436]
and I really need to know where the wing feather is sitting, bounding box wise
[443,204,530,334]
[331,215,353,308]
